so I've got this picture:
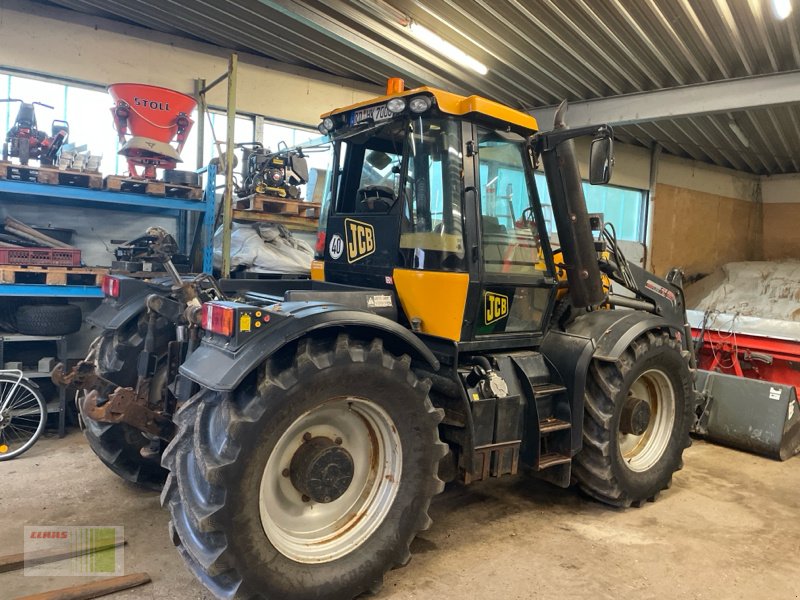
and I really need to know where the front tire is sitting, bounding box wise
[573,330,692,507]
[162,335,446,600]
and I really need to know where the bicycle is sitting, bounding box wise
[0,370,47,460]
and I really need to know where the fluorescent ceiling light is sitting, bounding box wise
[772,0,792,19]
[408,20,488,75]
[729,120,750,148]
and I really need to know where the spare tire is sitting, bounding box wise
[16,303,82,335]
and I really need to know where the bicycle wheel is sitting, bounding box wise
[0,374,47,460]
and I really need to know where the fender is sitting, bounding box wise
[567,309,681,362]
[86,277,172,331]
[540,329,595,453]
[179,302,440,392]
[86,291,149,331]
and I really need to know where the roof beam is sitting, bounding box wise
[531,71,800,129]
[255,0,460,91]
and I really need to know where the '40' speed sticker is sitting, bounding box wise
[328,234,344,260]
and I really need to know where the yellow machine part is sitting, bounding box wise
[392,269,470,341]
[551,248,610,300]
[322,84,538,135]
[310,260,325,281]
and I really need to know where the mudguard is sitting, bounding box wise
[540,329,595,453]
[86,292,149,331]
[567,309,682,362]
[179,301,440,392]
[86,277,172,331]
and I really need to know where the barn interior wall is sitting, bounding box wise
[760,174,800,261]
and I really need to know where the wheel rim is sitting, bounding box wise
[617,368,676,473]
[0,378,45,460]
[259,397,402,564]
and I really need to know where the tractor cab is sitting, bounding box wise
[316,79,610,347]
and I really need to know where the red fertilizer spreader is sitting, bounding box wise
[108,83,196,179]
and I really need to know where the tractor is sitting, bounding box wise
[173,80,695,599]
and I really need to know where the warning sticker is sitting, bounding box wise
[367,295,393,308]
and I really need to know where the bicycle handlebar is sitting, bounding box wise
[0,99,55,110]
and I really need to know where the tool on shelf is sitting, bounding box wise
[108,83,196,180]
[0,99,69,167]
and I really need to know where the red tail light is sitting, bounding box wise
[101,275,120,298]
[315,231,326,258]
[201,302,235,336]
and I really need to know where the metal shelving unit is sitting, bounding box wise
[0,174,217,298]
[0,333,68,437]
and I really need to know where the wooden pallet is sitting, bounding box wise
[104,175,203,200]
[232,210,319,231]
[0,265,107,285]
[235,194,321,218]
[0,161,102,189]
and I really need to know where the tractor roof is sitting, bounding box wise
[322,84,539,135]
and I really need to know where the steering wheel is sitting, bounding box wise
[358,185,395,211]
[520,207,536,226]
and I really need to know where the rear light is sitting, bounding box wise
[315,231,326,257]
[201,302,235,337]
[101,275,120,298]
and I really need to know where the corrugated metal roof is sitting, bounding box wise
[40,0,800,174]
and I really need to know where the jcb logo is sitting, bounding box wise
[484,292,509,324]
[345,218,376,263]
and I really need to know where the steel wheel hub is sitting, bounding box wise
[618,368,676,472]
[259,397,402,564]
[620,397,651,436]
[289,436,355,503]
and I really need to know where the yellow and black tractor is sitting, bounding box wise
[162,79,694,600]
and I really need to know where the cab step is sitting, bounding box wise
[539,417,571,434]
[533,383,567,397]
[537,452,571,470]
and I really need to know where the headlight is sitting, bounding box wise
[318,122,329,135]
[387,98,407,113]
[323,117,335,131]
[409,95,432,113]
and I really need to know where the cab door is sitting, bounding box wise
[463,124,557,344]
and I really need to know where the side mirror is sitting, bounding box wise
[589,136,614,185]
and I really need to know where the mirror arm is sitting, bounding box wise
[533,124,614,153]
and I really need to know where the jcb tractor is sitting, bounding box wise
[62,77,692,599]
[157,79,694,600]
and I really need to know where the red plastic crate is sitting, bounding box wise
[0,247,82,267]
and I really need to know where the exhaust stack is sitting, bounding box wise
[539,101,605,309]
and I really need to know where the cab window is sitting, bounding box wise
[400,116,466,271]
[334,120,406,214]
[477,127,547,276]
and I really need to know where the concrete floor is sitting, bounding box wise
[1,431,798,600]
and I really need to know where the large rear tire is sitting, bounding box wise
[79,316,172,489]
[162,335,446,600]
[573,330,692,507]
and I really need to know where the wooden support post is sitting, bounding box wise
[221,53,238,278]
